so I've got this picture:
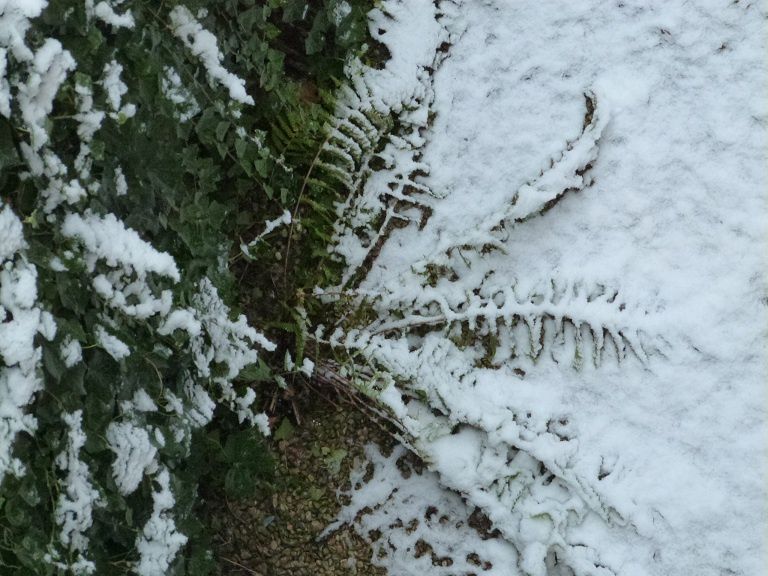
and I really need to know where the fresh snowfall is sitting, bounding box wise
[319,1,768,575]
[1,1,766,576]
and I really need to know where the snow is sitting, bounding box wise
[324,443,520,575]
[169,5,254,105]
[62,212,179,318]
[60,336,83,368]
[129,389,158,413]
[182,380,216,428]
[0,48,9,117]
[95,58,135,124]
[134,468,187,576]
[99,60,135,122]
[190,277,275,380]
[158,308,201,338]
[0,205,25,261]
[326,0,768,575]
[160,66,200,123]
[113,165,128,196]
[0,4,275,571]
[102,60,126,112]
[53,410,100,571]
[95,324,130,360]
[324,0,454,286]
[189,278,274,428]
[331,1,352,25]
[240,209,292,258]
[0,0,48,63]
[300,357,314,377]
[86,0,135,30]
[62,211,180,281]
[106,421,158,495]
[0,201,54,485]
[16,38,75,151]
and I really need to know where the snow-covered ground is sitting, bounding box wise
[328,1,768,574]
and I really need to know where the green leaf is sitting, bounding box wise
[306,8,330,55]
[273,418,295,442]
[322,447,347,476]
[215,121,230,142]
[4,495,30,528]
[237,359,272,382]
[42,343,66,382]
[0,119,20,176]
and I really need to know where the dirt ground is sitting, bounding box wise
[207,401,395,576]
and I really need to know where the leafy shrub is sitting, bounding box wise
[0,1,372,574]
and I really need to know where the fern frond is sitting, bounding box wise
[364,279,658,366]
[314,4,460,287]
[423,91,610,267]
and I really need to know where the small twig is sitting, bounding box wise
[221,557,261,575]
[282,132,332,287]
[291,398,302,426]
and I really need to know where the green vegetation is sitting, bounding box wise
[0,1,375,574]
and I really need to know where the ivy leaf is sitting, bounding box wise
[0,119,20,177]
[237,359,272,382]
[306,8,330,55]
[215,120,230,142]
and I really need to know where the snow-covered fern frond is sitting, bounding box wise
[323,1,462,287]
[363,277,661,367]
[328,332,633,576]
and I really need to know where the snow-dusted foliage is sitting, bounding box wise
[169,5,254,105]
[0,202,54,484]
[86,0,135,30]
[325,444,520,576]
[134,468,188,576]
[322,0,463,287]
[106,421,159,496]
[0,1,275,573]
[52,410,100,575]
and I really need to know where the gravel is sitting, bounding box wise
[208,402,394,576]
